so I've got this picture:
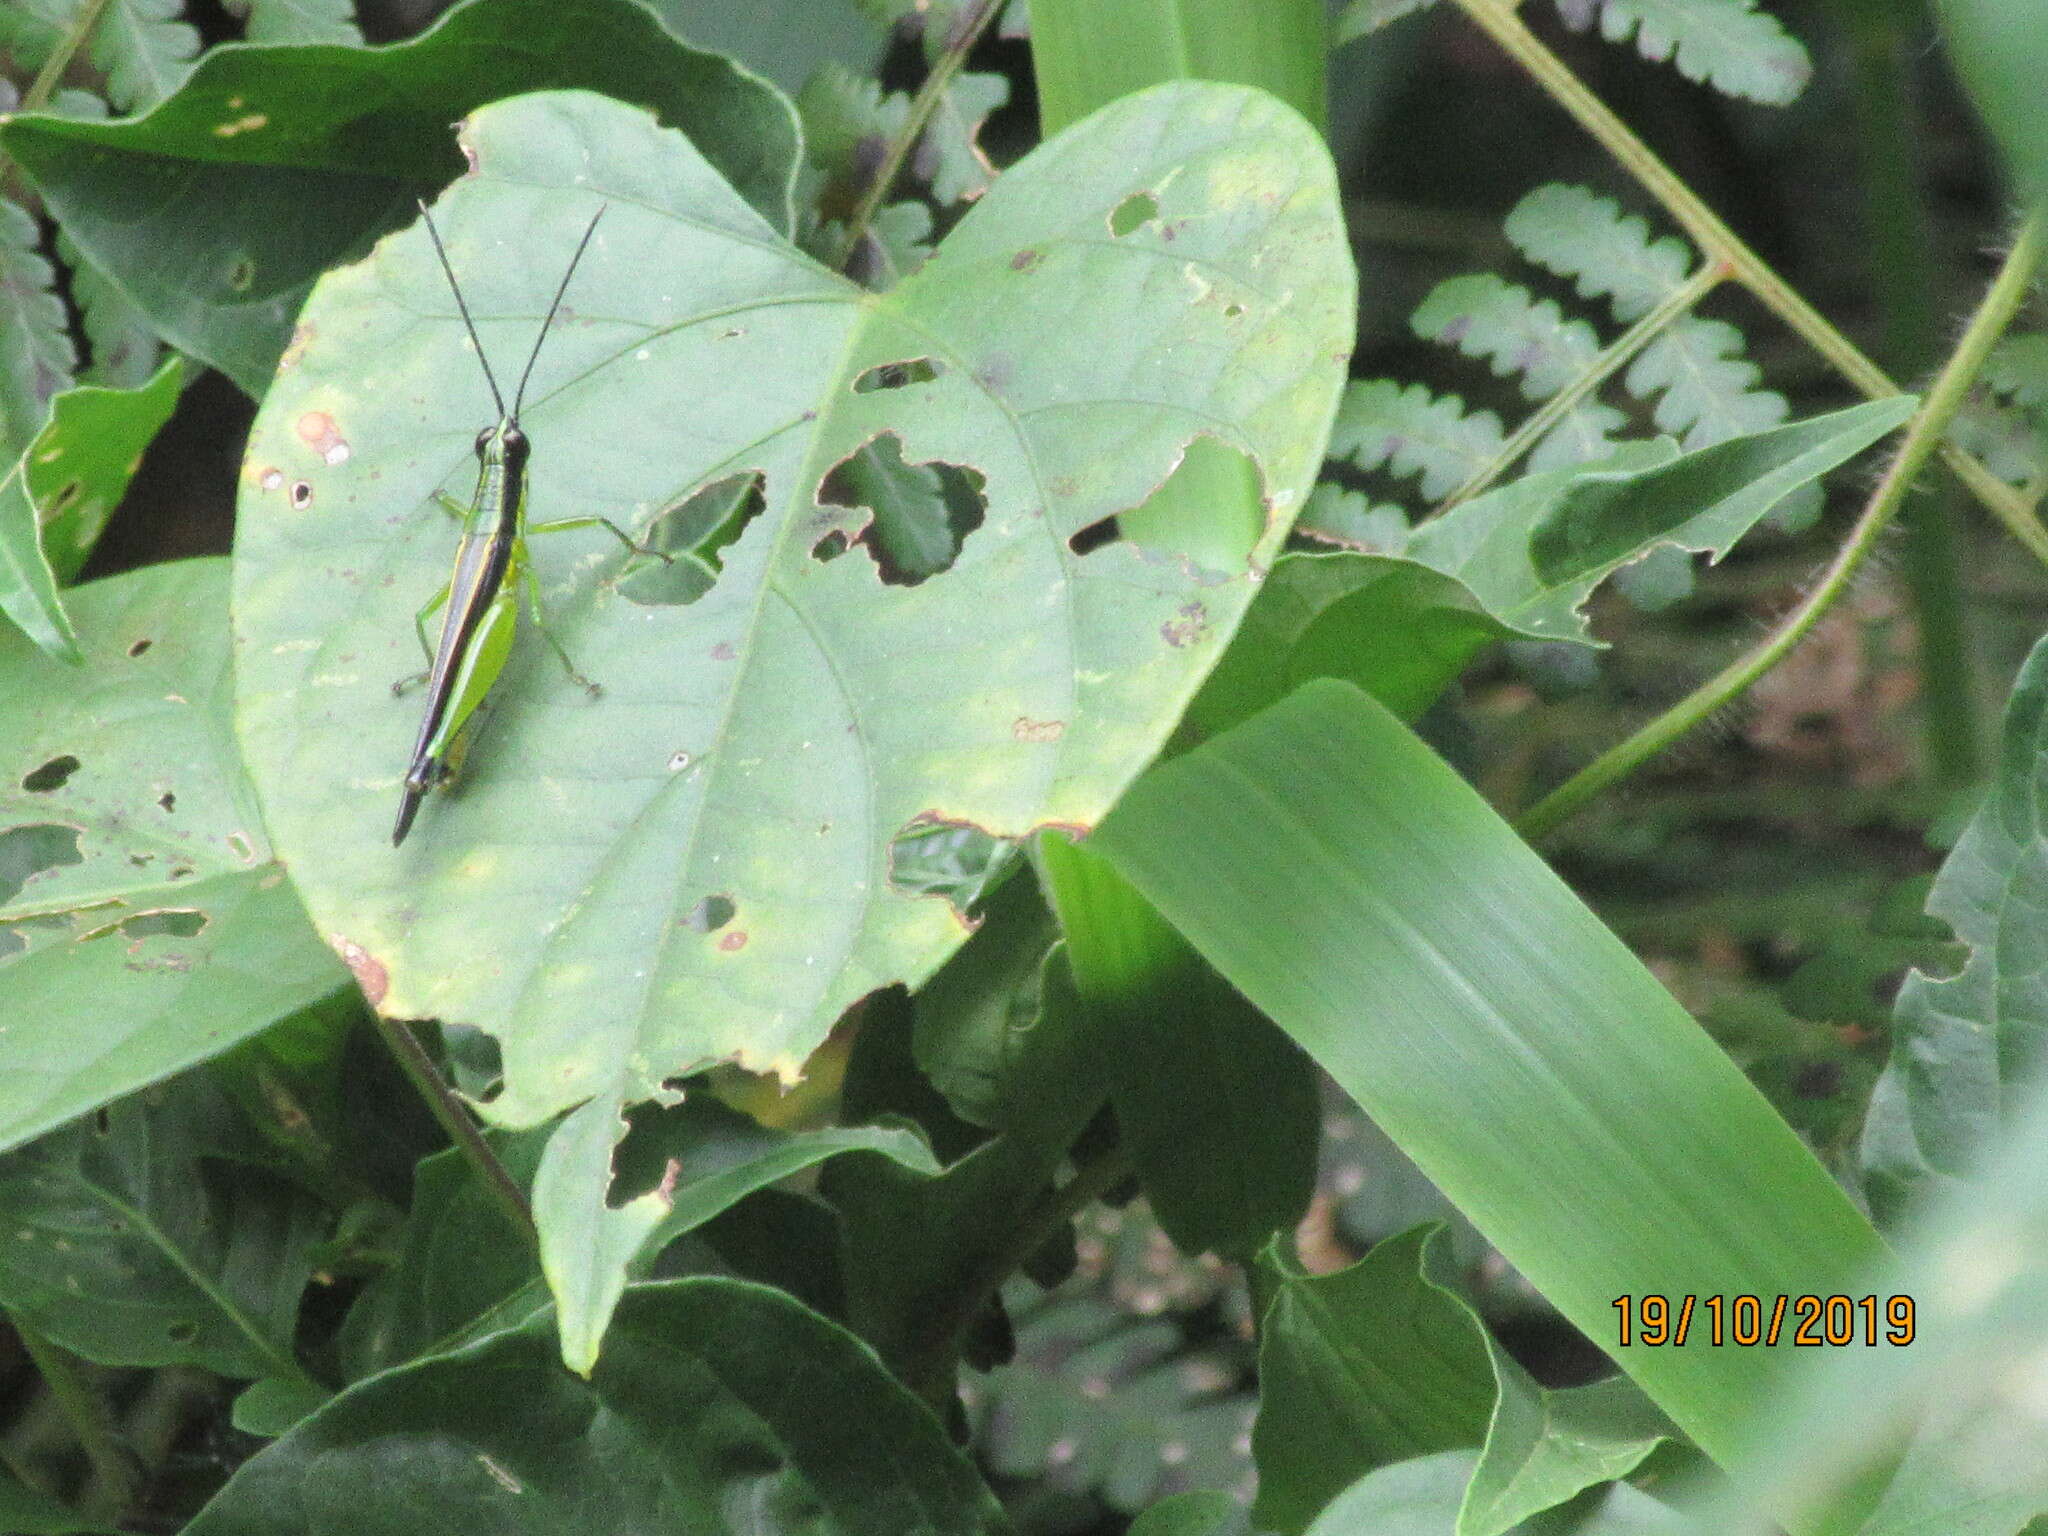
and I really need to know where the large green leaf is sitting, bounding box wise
[0,0,802,392]
[31,356,185,586]
[231,82,1350,1356]
[0,1069,321,1384]
[1860,630,2048,1220]
[1088,682,1883,1489]
[0,560,351,1154]
[187,1279,1011,1536]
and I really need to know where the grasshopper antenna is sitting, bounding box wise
[417,198,508,422]
[512,205,606,421]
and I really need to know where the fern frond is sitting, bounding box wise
[1328,380,1507,502]
[0,199,78,459]
[1626,316,1787,447]
[60,234,160,389]
[228,0,360,45]
[1295,485,1411,552]
[1505,183,1693,322]
[798,59,1004,212]
[1336,0,1809,106]
[1411,274,1602,401]
[1529,402,1629,471]
[1554,0,1810,106]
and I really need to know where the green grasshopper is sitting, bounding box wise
[392,200,667,846]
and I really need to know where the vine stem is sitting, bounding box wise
[833,0,1004,273]
[371,1013,534,1247]
[1451,0,2048,571]
[9,1316,137,1521]
[1517,208,2048,840]
[1441,262,1726,509]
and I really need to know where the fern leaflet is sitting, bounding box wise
[1327,380,1506,503]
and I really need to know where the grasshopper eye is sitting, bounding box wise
[473,427,493,458]
[502,425,528,455]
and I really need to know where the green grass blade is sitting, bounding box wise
[1088,680,1883,1486]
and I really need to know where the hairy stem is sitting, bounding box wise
[1452,0,2048,571]
[1517,209,2047,839]
[834,0,1004,273]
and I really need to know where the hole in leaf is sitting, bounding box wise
[158,792,176,813]
[47,481,81,515]
[684,895,736,934]
[620,471,766,608]
[290,480,313,509]
[0,824,83,905]
[168,1320,200,1344]
[21,755,79,793]
[127,638,153,657]
[888,815,1018,917]
[811,530,849,563]
[852,357,943,393]
[816,433,987,586]
[1224,303,1245,319]
[120,909,207,939]
[1109,191,1159,237]
[0,928,23,963]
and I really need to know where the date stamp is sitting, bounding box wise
[1612,1294,1915,1347]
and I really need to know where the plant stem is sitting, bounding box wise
[1442,263,1725,509]
[371,1013,534,1247]
[1517,208,2048,840]
[9,1317,137,1521]
[834,0,1004,273]
[19,0,110,113]
[1451,0,2048,571]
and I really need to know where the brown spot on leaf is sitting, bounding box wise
[1161,602,1209,648]
[295,411,350,465]
[716,930,748,952]
[331,935,388,1006]
[711,641,736,661]
[1010,248,1041,272]
[1013,716,1066,743]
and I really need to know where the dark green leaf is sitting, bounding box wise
[1,0,804,389]
[32,356,184,585]
[1039,835,1319,1260]
[0,1070,321,1382]
[1127,1491,1255,1536]
[187,1279,1011,1536]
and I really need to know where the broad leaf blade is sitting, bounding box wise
[232,82,1349,1114]
[0,560,350,1152]
[1089,681,1883,1478]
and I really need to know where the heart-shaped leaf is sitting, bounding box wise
[231,82,1350,1261]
